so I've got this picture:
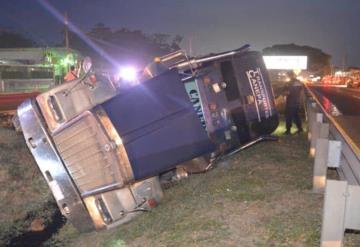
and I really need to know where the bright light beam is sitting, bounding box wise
[36,0,119,67]
[119,67,138,82]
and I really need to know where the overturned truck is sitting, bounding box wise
[17,47,279,232]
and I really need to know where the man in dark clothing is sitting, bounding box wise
[284,72,303,135]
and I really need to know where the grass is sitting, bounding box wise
[49,119,326,247]
[1,119,360,246]
[0,127,53,246]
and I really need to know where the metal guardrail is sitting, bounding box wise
[305,84,360,184]
[304,84,360,247]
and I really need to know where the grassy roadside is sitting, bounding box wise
[0,127,55,246]
[49,121,323,247]
[1,120,360,246]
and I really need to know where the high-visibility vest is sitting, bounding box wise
[64,71,77,81]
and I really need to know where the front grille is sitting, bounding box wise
[53,111,123,195]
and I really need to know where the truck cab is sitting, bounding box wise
[17,48,279,232]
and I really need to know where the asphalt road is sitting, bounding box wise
[309,85,360,148]
[310,86,360,116]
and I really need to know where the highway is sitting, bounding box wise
[310,86,360,115]
[308,85,360,148]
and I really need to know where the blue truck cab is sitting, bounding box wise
[17,47,278,231]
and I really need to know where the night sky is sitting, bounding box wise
[1,0,360,66]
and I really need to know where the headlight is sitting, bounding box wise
[118,66,138,82]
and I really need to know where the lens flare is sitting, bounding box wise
[36,0,118,67]
[119,67,138,82]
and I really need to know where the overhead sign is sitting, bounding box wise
[263,56,308,70]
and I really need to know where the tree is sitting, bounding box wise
[170,35,183,51]
[68,23,182,69]
[263,44,331,75]
[0,30,35,48]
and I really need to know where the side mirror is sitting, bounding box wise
[82,57,92,74]
[63,57,93,96]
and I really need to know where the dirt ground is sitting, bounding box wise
[0,126,57,246]
[1,121,360,246]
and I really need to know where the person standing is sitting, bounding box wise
[284,72,303,135]
[64,66,78,82]
[54,62,63,85]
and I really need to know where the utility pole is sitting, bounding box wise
[64,12,69,49]
[188,36,193,57]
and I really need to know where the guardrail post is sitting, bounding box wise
[328,141,342,168]
[309,113,323,136]
[306,99,315,121]
[313,139,342,192]
[321,180,360,247]
[313,139,329,192]
[321,180,347,247]
[310,117,329,157]
[307,101,318,141]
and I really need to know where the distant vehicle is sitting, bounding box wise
[321,75,343,85]
[17,47,279,232]
[346,78,360,88]
[321,72,360,88]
